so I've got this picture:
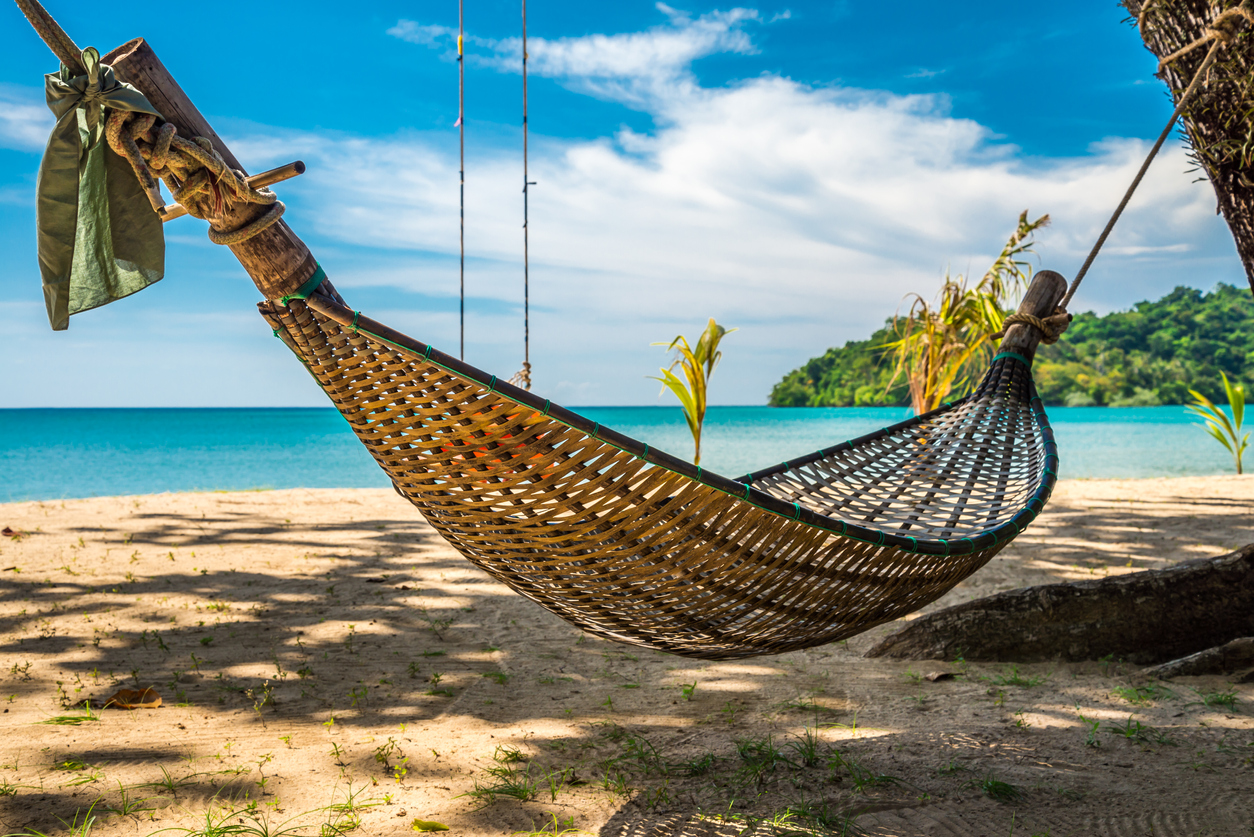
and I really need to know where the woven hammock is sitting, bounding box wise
[259,273,1058,660]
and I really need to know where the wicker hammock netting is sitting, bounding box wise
[257,280,1057,660]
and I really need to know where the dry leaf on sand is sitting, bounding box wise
[99,687,162,709]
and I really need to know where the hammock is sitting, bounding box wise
[256,278,1058,659]
[19,0,1148,661]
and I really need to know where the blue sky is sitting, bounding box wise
[0,1,1245,407]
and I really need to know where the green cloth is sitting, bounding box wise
[37,46,165,331]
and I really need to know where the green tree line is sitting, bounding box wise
[769,283,1254,407]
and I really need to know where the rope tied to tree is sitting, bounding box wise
[1152,1,1254,70]
[104,109,285,246]
[992,310,1072,345]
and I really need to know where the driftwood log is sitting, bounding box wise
[867,545,1254,664]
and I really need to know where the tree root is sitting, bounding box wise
[865,545,1254,664]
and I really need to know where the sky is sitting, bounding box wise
[0,0,1247,407]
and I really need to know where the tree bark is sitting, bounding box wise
[866,545,1254,663]
[1144,636,1254,678]
[1123,0,1254,293]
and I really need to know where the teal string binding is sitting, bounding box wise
[279,264,327,305]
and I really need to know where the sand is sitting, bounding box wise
[0,477,1252,837]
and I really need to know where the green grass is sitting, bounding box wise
[971,773,1021,803]
[1190,687,1240,711]
[38,701,100,726]
[1111,683,1176,705]
[985,665,1047,688]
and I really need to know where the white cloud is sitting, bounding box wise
[3,9,1240,411]
[385,21,457,48]
[225,65,1234,406]
[390,4,763,109]
[0,85,50,152]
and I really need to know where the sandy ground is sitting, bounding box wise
[0,477,1252,837]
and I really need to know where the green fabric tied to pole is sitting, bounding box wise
[37,46,165,331]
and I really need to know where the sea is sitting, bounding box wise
[0,405,1240,503]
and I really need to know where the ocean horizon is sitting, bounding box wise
[0,405,1239,503]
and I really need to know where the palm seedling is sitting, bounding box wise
[889,211,1048,414]
[1187,371,1249,474]
[652,318,736,466]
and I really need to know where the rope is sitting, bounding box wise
[518,0,534,391]
[459,0,466,360]
[991,311,1072,345]
[1059,36,1226,311]
[508,361,532,390]
[13,0,84,75]
[1153,2,1254,70]
[105,109,284,247]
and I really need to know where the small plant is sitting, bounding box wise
[5,800,100,837]
[787,727,824,768]
[1111,682,1175,705]
[672,752,720,777]
[39,701,100,726]
[134,765,200,796]
[483,671,509,685]
[1190,687,1240,711]
[679,681,698,702]
[735,735,793,785]
[987,665,1047,688]
[494,746,528,764]
[348,684,368,708]
[105,781,157,816]
[1076,707,1101,748]
[650,318,736,465]
[970,773,1021,803]
[511,812,588,836]
[374,737,402,768]
[426,672,452,697]
[1187,372,1249,473]
[829,751,899,794]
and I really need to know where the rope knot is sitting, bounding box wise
[104,107,285,245]
[993,310,1072,345]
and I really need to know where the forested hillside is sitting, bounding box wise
[769,283,1254,407]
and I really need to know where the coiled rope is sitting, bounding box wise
[105,109,285,246]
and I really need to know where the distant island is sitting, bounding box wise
[769,283,1254,407]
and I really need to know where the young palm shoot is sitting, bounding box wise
[1187,372,1249,474]
[889,211,1048,414]
[652,318,736,466]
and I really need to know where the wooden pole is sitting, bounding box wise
[100,38,319,301]
[994,269,1068,364]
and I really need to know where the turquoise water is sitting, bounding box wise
[0,405,1235,503]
